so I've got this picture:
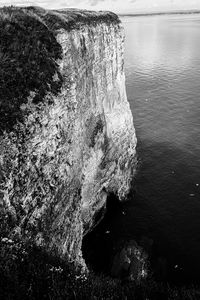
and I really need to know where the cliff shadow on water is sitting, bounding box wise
[82,140,200,286]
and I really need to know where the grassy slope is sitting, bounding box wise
[0,236,200,300]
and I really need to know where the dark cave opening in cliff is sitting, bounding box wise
[82,193,122,275]
[82,191,196,285]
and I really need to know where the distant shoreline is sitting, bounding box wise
[119,10,200,17]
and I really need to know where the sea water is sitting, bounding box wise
[83,14,200,284]
[123,14,200,282]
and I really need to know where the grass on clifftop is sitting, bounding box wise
[0,6,120,135]
[0,6,63,134]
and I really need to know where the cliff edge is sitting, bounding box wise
[0,6,137,267]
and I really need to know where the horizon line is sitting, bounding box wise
[119,9,200,17]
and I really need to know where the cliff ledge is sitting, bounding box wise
[0,6,137,267]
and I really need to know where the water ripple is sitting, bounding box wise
[122,14,200,281]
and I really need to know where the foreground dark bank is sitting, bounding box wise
[1,204,200,300]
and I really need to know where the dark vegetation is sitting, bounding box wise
[0,6,63,134]
[0,235,200,300]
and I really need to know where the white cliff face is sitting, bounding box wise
[0,7,137,267]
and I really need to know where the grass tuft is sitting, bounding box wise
[0,231,200,300]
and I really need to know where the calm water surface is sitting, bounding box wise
[83,15,200,283]
[123,14,200,281]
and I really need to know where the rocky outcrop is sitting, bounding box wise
[0,6,137,267]
[111,240,148,282]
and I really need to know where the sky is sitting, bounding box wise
[1,0,200,14]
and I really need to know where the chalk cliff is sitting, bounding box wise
[0,7,137,267]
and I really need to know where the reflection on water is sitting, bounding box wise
[82,15,200,284]
[122,14,200,281]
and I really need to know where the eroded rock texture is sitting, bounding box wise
[0,6,137,267]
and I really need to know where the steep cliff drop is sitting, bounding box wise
[0,6,137,269]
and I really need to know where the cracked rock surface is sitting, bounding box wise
[0,6,137,267]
